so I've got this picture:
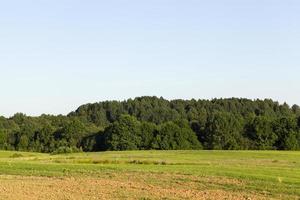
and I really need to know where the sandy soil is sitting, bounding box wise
[0,174,272,200]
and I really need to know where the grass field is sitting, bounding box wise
[0,150,299,200]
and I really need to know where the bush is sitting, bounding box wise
[51,146,82,155]
[10,153,24,158]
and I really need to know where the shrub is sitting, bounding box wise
[51,146,82,155]
[10,153,24,158]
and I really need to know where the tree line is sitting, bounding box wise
[0,96,300,153]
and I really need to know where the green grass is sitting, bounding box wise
[0,150,299,199]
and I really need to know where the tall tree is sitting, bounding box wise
[245,116,277,150]
[104,115,142,150]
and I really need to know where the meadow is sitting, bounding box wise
[0,150,299,200]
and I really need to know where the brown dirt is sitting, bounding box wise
[0,174,272,200]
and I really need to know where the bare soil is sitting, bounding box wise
[0,174,272,200]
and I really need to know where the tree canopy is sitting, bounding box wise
[0,96,299,152]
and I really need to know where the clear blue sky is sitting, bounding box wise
[0,0,299,117]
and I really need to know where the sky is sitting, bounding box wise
[0,0,299,117]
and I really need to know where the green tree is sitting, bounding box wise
[152,122,181,150]
[140,122,157,150]
[245,116,277,150]
[204,112,243,150]
[33,124,55,152]
[17,134,29,151]
[273,117,299,150]
[152,120,201,150]
[0,129,8,149]
[55,119,87,149]
[104,115,141,150]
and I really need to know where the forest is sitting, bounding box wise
[0,96,300,153]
